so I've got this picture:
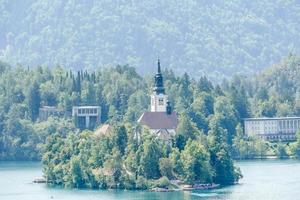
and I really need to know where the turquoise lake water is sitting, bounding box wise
[1,159,300,200]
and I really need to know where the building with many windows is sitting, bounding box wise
[244,117,300,141]
[72,106,101,129]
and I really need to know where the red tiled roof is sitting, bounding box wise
[138,112,178,129]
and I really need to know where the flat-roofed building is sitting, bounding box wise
[39,106,67,121]
[244,117,300,141]
[72,106,101,129]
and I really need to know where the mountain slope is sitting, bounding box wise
[0,0,299,79]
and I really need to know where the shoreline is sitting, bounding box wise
[34,178,221,192]
[2,160,300,199]
[234,155,293,160]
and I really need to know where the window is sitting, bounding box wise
[158,98,164,105]
[78,109,82,114]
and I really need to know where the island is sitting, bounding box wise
[1,56,300,191]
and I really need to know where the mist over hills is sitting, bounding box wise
[0,0,299,79]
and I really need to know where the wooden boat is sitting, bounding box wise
[33,177,46,183]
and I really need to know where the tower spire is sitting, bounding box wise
[158,59,161,74]
[154,59,165,94]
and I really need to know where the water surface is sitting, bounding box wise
[1,160,300,200]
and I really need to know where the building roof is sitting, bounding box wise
[244,117,300,121]
[94,124,112,137]
[138,111,178,129]
[73,106,100,109]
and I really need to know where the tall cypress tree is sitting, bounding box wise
[76,71,81,93]
[72,77,76,92]
[27,82,41,121]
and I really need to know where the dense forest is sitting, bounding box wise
[1,56,300,189]
[0,0,299,80]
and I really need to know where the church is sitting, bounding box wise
[137,60,178,140]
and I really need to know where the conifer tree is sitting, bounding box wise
[27,82,41,121]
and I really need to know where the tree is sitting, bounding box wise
[76,71,81,93]
[113,125,128,155]
[232,124,245,159]
[255,138,268,158]
[27,82,41,121]
[40,81,57,106]
[192,93,214,117]
[175,113,199,150]
[208,123,241,185]
[276,102,293,117]
[70,156,84,188]
[228,85,250,121]
[257,100,277,117]
[180,139,212,184]
[103,148,123,188]
[197,76,213,93]
[292,131,300,159]
[188,93,212,132]
[159,158,174,179]
[178,73,192,106]
[275,143,288,159]
[169,148,183,178]
[256,87,269,101]
[140,138,162,179]
[82,82,96,105]
[212,146,241,185]
[212,96,238,145]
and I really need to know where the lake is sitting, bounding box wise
[1,159,300,200]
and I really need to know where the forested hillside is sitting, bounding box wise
[0,0,299,79]
[235,55,300,118]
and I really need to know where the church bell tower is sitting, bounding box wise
[151,60,168,112]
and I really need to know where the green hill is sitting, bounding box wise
[231,55,300,118]
[0,0,299,79]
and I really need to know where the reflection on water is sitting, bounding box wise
[1,160,300,200]
[190,192,219,197]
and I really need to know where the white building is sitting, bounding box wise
[72,106,101,129]
[244,117,300,141]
